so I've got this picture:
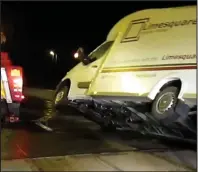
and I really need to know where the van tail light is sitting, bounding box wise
[6,66,24,102]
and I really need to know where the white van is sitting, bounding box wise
[54,6,196,123]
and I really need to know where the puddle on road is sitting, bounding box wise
[15,96,198,151]
[2,96,119,159]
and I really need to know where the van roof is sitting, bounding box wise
[106,5,196,41]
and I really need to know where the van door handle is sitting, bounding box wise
[91,65,98,68]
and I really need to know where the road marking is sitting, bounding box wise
[16,144,28,157]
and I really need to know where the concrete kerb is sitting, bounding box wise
[1,151,192,171]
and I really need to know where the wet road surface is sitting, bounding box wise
[1,88,197,171]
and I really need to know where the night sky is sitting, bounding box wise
[1,1,196,89]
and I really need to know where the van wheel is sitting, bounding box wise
[54,86,69,109]
[151,86,179,120]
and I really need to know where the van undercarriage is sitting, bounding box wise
[67,98,196,144]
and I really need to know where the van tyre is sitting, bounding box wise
[54,86,69,110]
[151,86,179,122]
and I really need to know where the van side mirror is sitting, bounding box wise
[74,47,85,60]
[73,47,91,65]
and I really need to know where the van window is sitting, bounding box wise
[88,41,113,60]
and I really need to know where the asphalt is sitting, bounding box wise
[1,88,197,171]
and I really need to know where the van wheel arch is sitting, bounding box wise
[159,79,182,93]
[56,79,71,94]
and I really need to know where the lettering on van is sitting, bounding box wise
[111,57,158,63]
[121,18,196,43]
[162,54,196,60]
[145,19,196,30]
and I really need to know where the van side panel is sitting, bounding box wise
[87,6,196,98]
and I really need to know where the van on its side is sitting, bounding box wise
[54,6,196,123]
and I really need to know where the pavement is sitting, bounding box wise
[1,88,197,171]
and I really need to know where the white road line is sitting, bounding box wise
[16,144,28,157]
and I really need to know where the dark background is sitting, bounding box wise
[1,1,196,89]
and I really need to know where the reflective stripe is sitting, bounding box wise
[1,80,6,98]
[1,68,12,103]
